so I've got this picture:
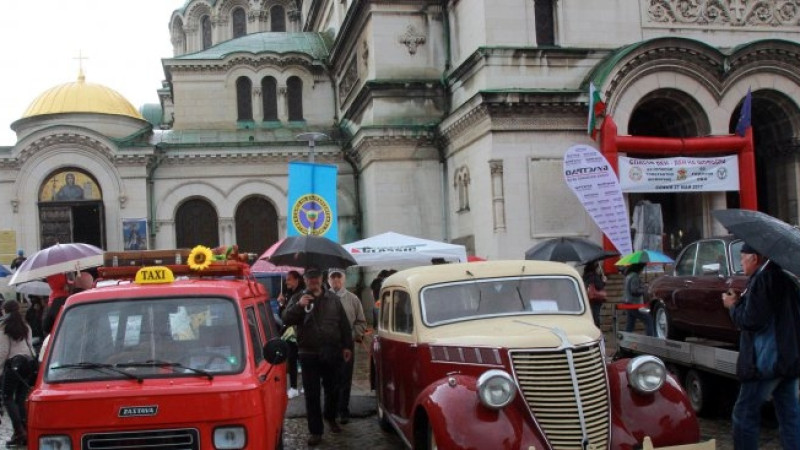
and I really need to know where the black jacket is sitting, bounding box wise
[281,288,353,354]
[730,261,800,381]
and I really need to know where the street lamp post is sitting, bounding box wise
[295,132,330,163]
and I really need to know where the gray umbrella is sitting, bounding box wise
[712,208,800,275]
[525,237,619,264]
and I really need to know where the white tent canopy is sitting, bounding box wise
[343,232,467,267]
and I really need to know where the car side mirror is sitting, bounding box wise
[701,263,721,275]
[263,339,289,365]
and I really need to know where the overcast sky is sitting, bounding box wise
[0,1,183,146]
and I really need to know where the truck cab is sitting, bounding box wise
[28,249,289,450]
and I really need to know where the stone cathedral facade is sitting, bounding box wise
[2,0,800,266]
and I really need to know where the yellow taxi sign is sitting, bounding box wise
[135,266,175,284]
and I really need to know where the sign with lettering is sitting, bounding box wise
[563,145,633,256]
[135,266,174,284]
[619,155,739,192]
[119,405,158,417]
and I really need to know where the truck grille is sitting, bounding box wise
[82,428,199,450]
[511,344,610,450]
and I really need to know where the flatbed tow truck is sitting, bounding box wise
[613,304,740,415]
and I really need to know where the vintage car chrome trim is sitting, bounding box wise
[509,342,611,449]
[429,345,503,366]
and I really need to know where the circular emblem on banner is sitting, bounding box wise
[716,167,728,180]
[292,194,332,236]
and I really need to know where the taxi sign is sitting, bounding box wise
[135,266,175,284]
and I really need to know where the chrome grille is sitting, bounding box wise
[82,428,198,450]
[512,344,610,450]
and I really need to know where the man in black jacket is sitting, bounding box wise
[723,242,800,449]
[282,266,352,447]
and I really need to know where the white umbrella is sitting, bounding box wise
[15,281,52,297]
[343,232,467,267]
[9,243,104,285]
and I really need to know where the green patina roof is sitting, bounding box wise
[173,32,331,61]
[138,103,163,127]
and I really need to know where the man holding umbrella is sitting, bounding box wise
[722,242,800,449]
[282,266,353,447]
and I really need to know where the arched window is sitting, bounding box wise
[235,196,278,254]
[201,15,213,49]
[287,76,303,121]
[176,198,219,249]
[262,76,278,121]
[232,7,247,38]
[236,77,253,121]
[270,5,286,32]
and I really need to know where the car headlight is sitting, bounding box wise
[627,355,666,394]
[39,435,72,450]
[214,426,246,449]
[477,369,517,409]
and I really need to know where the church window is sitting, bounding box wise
[176,198,219,249]
[270,5,286,32]
[236,77,253,121]
[232,7,247,38]
[287,76,303,121]
[235,196,278,255]
[262,77,278,121]
[202,15,213,49]
[534,0,555,46]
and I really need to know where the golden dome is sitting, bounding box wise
[21,71,144,120]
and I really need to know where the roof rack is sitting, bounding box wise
[99,249,252,281]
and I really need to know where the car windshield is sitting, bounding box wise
[46,297,243,382]
[421,276,583,325]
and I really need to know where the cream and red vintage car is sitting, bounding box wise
[372,260,706,449]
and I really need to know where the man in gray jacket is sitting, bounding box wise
[328,268,367,424]
[282,266,353,446]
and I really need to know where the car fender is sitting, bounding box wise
[414,374,545,450]
[607,359,701,447]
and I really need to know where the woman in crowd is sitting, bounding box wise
[0,300,34,447]
[623,263,654,336]
[582,261,607,327]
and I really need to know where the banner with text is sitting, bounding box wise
[619,155,739,193]
[563,145,633,256]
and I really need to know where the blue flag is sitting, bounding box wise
[735,88,752,137]
[287,162,339,241]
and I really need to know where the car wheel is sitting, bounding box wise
[377,403,393,432]
[653,302,685,341]
[684,369,715,416]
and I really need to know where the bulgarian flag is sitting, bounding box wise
[587,82,606,140]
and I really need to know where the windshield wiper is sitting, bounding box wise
[50,362,143,383]
[116,359,214,380]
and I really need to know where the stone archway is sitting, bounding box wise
[38,168,105,248]
[235,196,278,254]
[728,90,800,225]
[176,198,219,249]
[626,89,711,255]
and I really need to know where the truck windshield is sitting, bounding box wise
[421,276,583,326]
[46,297,243,382]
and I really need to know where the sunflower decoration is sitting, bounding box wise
[188,245,213,271]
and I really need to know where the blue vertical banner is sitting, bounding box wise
[287,162,339,241]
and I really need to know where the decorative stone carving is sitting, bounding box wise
[248,9,267,22]
[119,195,128,209]
[10,199,18,214]
[489,160,506,231]
[647,0,800,27]
[253,87,262,97]
[362,40,369,69]
[398,25,426,55]
[338,57,359,105]
[288,9,301,22]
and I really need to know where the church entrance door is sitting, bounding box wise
[38,169,106,248]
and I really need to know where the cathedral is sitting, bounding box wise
[2,0,800,265]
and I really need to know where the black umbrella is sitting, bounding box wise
[268,235,357,270]
[712,208,800,275]
[524,237,619,264]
